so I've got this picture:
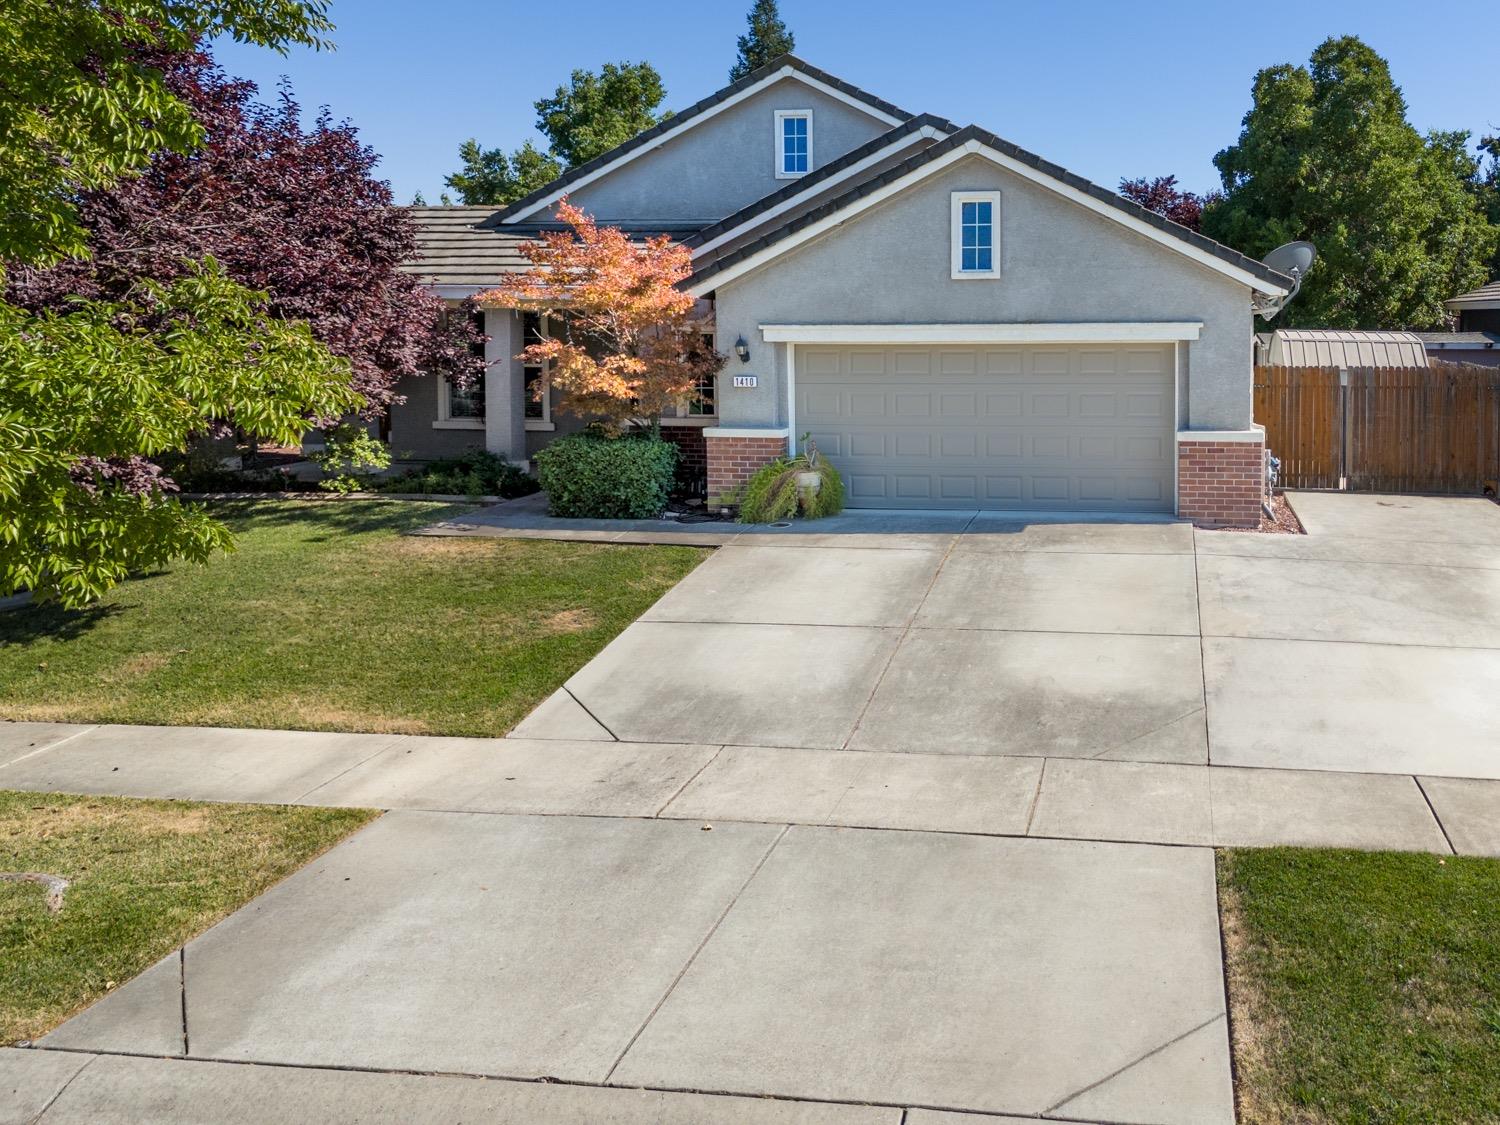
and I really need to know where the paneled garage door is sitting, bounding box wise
[796,343,1175,512]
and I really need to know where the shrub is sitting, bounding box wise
[376,450,538,499]
[535,431,678,519]
[311,423,391,493]
[738,439,845,523]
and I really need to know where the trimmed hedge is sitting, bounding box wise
[535,432,678,519]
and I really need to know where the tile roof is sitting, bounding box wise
[687,126,1293,292]
[401,207,700,288]
[1446,279,1500,307]
[1415,331,1500,347]
[482,54,915,226]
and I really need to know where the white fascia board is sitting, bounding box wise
[759,322,1204,344]
[504,66,905,224]
[691,127,944,258]
[690,140,1290,298]
[425,283,490,299]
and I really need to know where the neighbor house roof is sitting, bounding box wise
[1416,331,1500,350]
[486,54,915,226]
[1446,280,1500,309]
[401,206,699,293]
[1262,329,1429,368]
[686,126,1293,296]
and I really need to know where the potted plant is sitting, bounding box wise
[737,435,845,522]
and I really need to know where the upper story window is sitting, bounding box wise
[775,110,812,178]
[950,191,1002,279]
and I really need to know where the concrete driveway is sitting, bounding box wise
[9,492,1500,1124]
[515,492,1500,780]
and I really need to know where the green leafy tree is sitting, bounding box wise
[1476,135,1500,279]
[730,0,795,81]
[0,0,332,266]
[0,1,356,607]
[534,62,670,168]
[1,263,358,606]
[1203,36,1498,328]
[444,138,562,205]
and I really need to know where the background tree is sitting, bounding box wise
[1117,175,1215,232]
[0,0,332,265]
[0,1,362,607]
[1202,35,1498,328]
[7,48,483,417]
[474,201,723,434]
[730,0,795,81]
[534,62,671,168]
[444,138,562,205]
[1475,135,1500,279]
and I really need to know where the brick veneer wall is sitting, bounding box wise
[660,426,708,497]
[1177,439,1264,528]
[706,435,787,500]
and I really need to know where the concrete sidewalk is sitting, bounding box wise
[2,720,1494,854]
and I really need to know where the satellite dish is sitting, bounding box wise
[1253,241,1316,320]
[1262,241,1316,279]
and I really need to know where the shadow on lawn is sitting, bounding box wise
[0,600,124,644]
[193,498,472,540]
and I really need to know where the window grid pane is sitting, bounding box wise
[959,199,994,271]
[781,115,808,174]
[522,312,545,419]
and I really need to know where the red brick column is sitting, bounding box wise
[1177,438,1265,528]
[706,434,787,500]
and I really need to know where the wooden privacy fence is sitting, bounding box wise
[1254,364,1500,494]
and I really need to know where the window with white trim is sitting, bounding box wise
[434,307,486,428]
[950,191,1001,279]
[775,110,811,178]
[522,312,552,429]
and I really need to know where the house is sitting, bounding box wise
[1255,329,1428,368]
[395,56,1294,527]
[1417,280,1500,367]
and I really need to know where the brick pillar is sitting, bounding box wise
[660,426,708,497]
[705,433,788,500]
[1177,438,1265,528]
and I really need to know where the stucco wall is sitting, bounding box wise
[386,373,486,461]
[563,77,894,224]
[710,154,1257,431]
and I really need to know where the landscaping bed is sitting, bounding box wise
[1219,847,1500,1124]
[0,790,375,1044]
[0,500,707,737]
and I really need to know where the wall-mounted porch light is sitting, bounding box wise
[734,336,751,363]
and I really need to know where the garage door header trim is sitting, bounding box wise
[761,322,1202,344]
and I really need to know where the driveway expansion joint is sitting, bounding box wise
[1044,1012,1226,1118]
[1412,776,1459,855]
[601,823,791,1084]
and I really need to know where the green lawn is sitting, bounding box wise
[0,790,375,1044]
[0,500,707,736]
[1219,847,1500,1125]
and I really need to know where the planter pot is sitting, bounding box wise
[795,471,822,492]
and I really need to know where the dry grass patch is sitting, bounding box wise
[0,790,375,1044]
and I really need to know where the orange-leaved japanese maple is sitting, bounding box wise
[474,200,723,434]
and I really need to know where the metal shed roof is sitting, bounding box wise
[1263,329,1429,368]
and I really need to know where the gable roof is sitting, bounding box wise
[487,54,914,226]
[687,125,1293,296]
[1447,279,1500,309]
[682,113,955,254]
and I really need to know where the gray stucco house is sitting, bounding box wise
[395,56,1293,527]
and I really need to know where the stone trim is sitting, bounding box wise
[1177,439,1265,529]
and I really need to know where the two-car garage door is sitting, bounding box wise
[795,344,1176,512]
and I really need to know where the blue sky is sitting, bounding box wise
[212,0,1497,205]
